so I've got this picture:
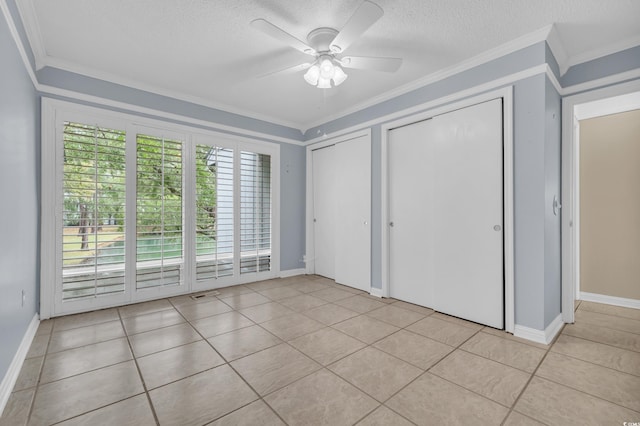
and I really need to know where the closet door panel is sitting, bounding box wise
[312,146,336,279]
[334,135,371,291]
[388,119,436,307]
[432,99,504,328]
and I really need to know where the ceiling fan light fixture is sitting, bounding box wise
[303,65,320,85]
[305,56,348,88]
[332,65,348,86]
[319,57,335,79]
[317,76,332,89]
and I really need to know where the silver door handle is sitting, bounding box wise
[553,195,561,216]
[389,222,394,227]
[494,225,501,231]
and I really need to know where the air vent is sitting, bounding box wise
[190,290,220,300]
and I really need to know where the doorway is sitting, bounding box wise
[561,82,640,322]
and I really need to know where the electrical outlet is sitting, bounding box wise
[22,290,26,307]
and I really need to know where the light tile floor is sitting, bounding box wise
[2,276,640,425]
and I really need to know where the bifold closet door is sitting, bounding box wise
[312,146,336,279]
[431,99,504,329]
[388,99,503,329]
[334,135,371,291]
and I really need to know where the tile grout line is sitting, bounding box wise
[562,328,640,353]
[23,320,56,425]
[167,296,292,426]
[499,323,560,425]
[371,325,486,424]
[116,306,161,426]
[549,340,640,377]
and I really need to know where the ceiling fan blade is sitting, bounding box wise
[251,19,316,56]
[340,56,402,72]
[255,62,313,79]
[330,0,383,54]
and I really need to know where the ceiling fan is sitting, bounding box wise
[251,0,402,88]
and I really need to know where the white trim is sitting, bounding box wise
[545,66,563,94]
[38,84,304,146]
[39,55,304,131]
[513,314,563,345]
[0,0,38,88]
[561,79,640,325]
[280,268,306,278]
[564,34,640,74]
[562,68,640,96]
[305,129,372,276]
[580,292,640,310]
[380,87,515,333]
[306,64,549,145]
[7,0,640,135]
[0,4,306,145]
[546,24,570,76]
[369,287,383,298]
[0,314,39,416]
[13,0,45,69]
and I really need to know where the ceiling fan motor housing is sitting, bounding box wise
[307,27,340,53]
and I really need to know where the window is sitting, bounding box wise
[43,100,279,316]
[195,145,234,280]
[62,122,126,300]
[136,134,184,289]
[240,152,272,274]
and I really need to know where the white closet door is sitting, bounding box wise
[432,99,504,328]
[334,135,371,291]
[388,119,436,307]
[312,146,336,279]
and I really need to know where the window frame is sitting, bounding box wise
[41,98,280,318]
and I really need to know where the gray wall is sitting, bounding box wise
[561,45,640,88]
[512,74,547,330]
[279,143,306,271]
[0,12,39,385]
[544,78,562,326]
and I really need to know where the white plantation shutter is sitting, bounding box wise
[240,151,272,274]
[45,101,279,317]
[62,122,126,300]
[195,145,234,280]
[136,134,184,289]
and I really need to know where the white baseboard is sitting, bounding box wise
[369,287,383,298]
[280,268,306,278]
[580,292,640,309]
[0,313,39,416]
[514,314,563,345]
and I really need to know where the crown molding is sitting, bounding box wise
[545,24,570,76]
[38,55,305,132]
[564,34,640,73]
[7,0,640,136]
[14,0,45,69]
[38,83,305,146]
[0,0,37,87]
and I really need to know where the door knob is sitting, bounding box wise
[389,222,394,227]
[493,225,501,231]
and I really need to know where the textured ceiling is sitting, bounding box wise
[17,0,640,130]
